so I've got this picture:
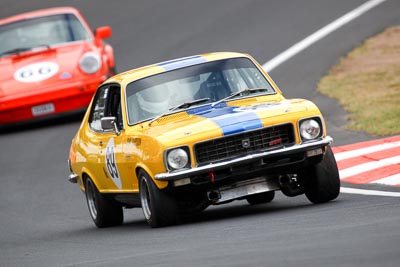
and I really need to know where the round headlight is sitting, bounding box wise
[167,148,189,170]
[300,119,321,140]
[79,52,101,74]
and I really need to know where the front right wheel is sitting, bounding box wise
[305,145,340,204]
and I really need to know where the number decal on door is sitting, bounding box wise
[105,138,122,189]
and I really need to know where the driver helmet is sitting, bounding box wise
[137,85,170,117]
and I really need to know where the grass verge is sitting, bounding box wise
[317,26,400,136]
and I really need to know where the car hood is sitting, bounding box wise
[0,42,91,97]
[140,98,318,144]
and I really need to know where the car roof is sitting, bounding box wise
[106,52,252,86]
[0,6,83,25]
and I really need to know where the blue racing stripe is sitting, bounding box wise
[158,55,207,71]
[188,104,263,135]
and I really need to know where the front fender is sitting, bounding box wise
[136,135,169,189]
[135,163,169,190]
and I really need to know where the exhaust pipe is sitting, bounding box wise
[279,174,304,197]
[208,190,221,202]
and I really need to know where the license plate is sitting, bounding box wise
[31,103,55,116]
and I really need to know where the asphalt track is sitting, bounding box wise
[1,1,400,266]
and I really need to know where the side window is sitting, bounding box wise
[89,84,123,132]
[89,85,109,131]
[106,86,123,130]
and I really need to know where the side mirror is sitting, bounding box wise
[95,26,112,39]
[101,116,115,130]
[101,116,120,135]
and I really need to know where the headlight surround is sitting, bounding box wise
[299,118,322,141]
[166,147,190,171]
[79,52,101,74]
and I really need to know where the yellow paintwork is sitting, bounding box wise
[69,52,326,193]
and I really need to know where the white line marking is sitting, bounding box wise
[371,174,400,186]
[339,155,400,179]
[341,187,400,197]
[262,0,387,72]
[334,141,400,161]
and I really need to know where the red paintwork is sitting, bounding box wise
[0,7,115,125]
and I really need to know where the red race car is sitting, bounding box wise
[0,7,115,127]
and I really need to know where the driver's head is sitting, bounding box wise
[137,85,170,117]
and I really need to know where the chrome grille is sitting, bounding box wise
[194,123,295,164]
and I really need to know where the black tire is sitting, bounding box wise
[246,191,275,205]
[85,177,123,228]
[305,146,340,204]
[139,170,179,228]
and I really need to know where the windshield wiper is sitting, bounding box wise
[0,44,50,57]
[148,98,210,126]
[211,88,271,107]
[169,98,210,111]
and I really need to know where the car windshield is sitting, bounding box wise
[125,57,276,124]
[0,13,91,56]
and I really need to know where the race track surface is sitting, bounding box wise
[1,1,400,266]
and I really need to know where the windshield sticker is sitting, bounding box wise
[14,62,59,83]
[105,138,122,189]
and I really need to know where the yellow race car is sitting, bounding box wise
[68,52,340,228]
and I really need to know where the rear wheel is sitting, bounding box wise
[85,177,123,228]
[305,146,340,204]
[139,170,179,228]
[246,191,275,205]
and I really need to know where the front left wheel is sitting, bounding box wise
[139,170,179,228]
[305,146,340,204]
[85,177,123,228]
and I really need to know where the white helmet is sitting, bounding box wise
[137,85,170,116]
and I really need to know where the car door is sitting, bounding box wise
[86,83,133,191]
